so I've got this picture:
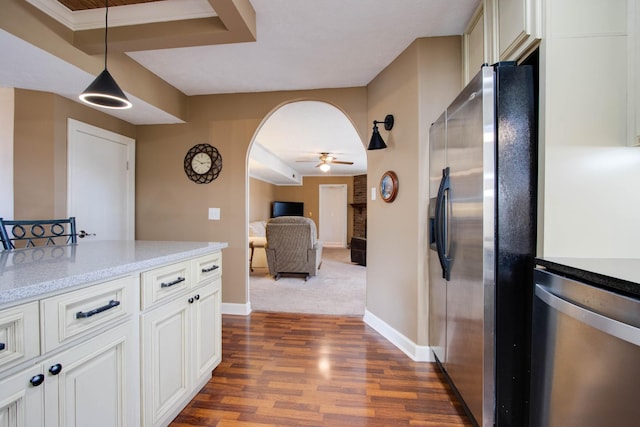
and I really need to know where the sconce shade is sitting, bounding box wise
[367,126,387,150]
[80,69,132,109]
[367,114,394,150]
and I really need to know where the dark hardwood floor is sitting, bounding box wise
[171,312,473,426]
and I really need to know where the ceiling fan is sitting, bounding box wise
[297,152,354,171]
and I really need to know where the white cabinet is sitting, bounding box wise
[483,0,542,63]
[42,321,138,427]
[544,0,631,147]
[0,279,138,427]
[0,365,45,427]
[0,248,223,427]
[140,254,222,427]
[0,302,40,373]
[463,4,486,84]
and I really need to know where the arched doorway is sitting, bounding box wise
[246,100,367,315]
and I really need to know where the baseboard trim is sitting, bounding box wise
[363,309,433,362]
[222,302,252,315]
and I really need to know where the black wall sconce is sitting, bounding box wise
[367,114,394,150]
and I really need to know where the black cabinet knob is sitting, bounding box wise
[194,294,200,301]
[30,374,45,387]
[188,297,194,304]
[49,363,63,375]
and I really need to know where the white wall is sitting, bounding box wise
[544,146,640,258]
[0,87,14,219]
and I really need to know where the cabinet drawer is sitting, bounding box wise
[193,252,222,285]
[141,260,191,310]
[41,275,135,353]
[0,301,39,372]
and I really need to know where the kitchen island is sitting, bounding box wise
[0,240,227,427]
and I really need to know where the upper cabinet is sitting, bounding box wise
[495,0,542,61]
[464,4,486,84]
[544,0,635,147]
[478,0,542,65]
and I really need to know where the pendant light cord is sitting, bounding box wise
[104,0,109,70]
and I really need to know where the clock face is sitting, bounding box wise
[191,152,212,174]
[184,144,222,184]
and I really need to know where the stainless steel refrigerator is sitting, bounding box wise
[428,62,537,427]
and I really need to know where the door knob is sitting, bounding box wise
[78,230,96,238]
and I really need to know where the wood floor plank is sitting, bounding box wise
[170,312,473,426]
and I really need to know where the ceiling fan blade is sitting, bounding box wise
[332,161,354,165]
[314,163,323,168]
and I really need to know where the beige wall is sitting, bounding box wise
[135,88,368,305]
[366,37,462,344]
[249,178,276,222]
[12,89,135,219]
[273,176,354,243]
[9,39,462,345]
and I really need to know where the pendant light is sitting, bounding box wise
[79,0,132,109]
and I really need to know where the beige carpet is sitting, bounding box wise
[249,247,366,316]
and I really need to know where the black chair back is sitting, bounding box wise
[0,217,77,250]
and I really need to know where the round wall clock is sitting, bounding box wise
[380,170,398,202]
[184,144,222,184]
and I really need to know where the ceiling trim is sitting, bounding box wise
[26,0,217,30]
[71,0,256,54]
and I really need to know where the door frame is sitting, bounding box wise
[319,184,347,248]
[67,118,135,240]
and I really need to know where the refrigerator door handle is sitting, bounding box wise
[435,167,451,281]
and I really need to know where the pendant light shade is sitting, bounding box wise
[367,114,394,150]
[79,0,131,110]
[80,69,131,109]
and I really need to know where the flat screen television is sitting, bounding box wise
[271,201,304,218]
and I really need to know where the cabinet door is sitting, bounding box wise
[497,0,541,60]
[191,281,221,384]
[43,321,138,427]
[141,297,190,427]
[0,302,40,373]
[0,365,45,427]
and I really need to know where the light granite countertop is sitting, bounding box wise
[0,240,228,307]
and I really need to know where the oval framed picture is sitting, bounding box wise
[379,170,398,203]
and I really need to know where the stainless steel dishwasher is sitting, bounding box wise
[530,268,640,427]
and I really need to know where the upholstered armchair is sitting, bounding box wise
[265,216,322,280]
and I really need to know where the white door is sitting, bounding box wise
[67,119,135,240]
[319,184,347,247]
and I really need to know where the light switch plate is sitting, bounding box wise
[371,187,377,201]
[208,208,220,220]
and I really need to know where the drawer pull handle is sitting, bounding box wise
[188,297,195,304]
[30,374,45,387]
[201,265,219,273]
[0,343,5,351]
[49,364,63,375]
[194,294,200,301]
[161,277,186,288]
[75,300,121,319]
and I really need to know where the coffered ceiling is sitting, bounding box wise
[2,0,480,182]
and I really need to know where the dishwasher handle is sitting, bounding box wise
[535,284,640,347]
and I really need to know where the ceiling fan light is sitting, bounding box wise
[320,163,331,172]
[80,69,132,110]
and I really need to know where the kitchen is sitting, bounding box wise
[1,0,640,426]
